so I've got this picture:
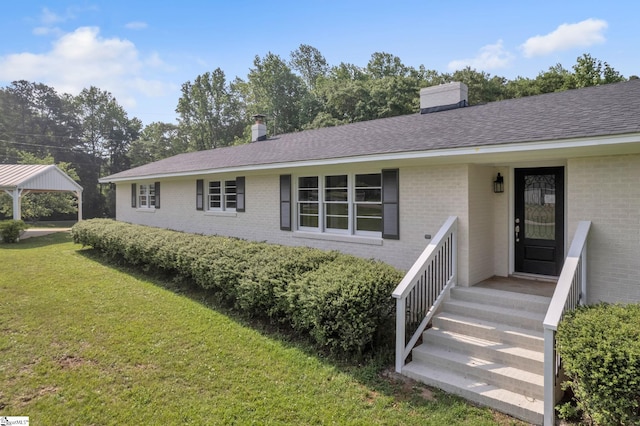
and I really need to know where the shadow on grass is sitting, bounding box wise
[73,248,525,424]
[0,231,72,250]
[72,246,441,409]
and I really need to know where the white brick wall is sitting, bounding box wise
[493,167,510,277]
[115,164,471,274]
[116,154,640,304]
[568,154,640,304]
[467,165,499,285]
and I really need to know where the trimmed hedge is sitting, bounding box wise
[72,219,403,356]
[0,219,28,243]
[556,303,640,425]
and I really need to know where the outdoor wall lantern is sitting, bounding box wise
[493,173,504,193]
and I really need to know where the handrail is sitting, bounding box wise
[392,216,457,373]
[543,220,591,425]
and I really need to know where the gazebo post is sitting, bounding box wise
[77,190,83,222]
[12,188,22,220]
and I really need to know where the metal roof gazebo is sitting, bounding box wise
[0,164,83,222]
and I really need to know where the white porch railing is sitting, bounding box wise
[392,216,457,373]
[543,220,591,425]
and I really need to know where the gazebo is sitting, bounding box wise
[0,164,83,222]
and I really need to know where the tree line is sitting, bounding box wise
[0,45,633,220]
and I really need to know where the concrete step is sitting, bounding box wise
[432,312,544,352]
[402,361,544,425]
[450,286,551,315]
[441,299,546,332]
[423,328,544,374]
[411,344,544,400]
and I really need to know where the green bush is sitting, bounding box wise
[72,219,403,357]
[0,219,28,243]
[556,303,640,425]
[287,256,403,355]
[235,246,339,321]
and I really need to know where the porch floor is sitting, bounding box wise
[474,275,556,298]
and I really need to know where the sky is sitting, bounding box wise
[1,1,638,126]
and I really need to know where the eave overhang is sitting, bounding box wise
[99,132,640,183]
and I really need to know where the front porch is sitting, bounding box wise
[402,280,553,424]
[475,275,555,298]
[392,217,590,425]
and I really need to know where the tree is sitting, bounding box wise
[74,86,138,217]
[290,44,329,90]
[0,81,80,164]
[244,52,309,135]
[128,122,186,167]
[572,54,625,88]
[366,52,408,79]
[0,152,80,221]
[444,67,506,104]
[74,86,138,175]
[176,68,245,151]
[535,63,576,93]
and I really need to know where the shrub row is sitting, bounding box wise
[0,219,28,243]
[72,219,403,356]
[557,303,640,425]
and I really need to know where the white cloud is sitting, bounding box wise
[125,21,148,30]
[448,40,514,71]
[0,27,173,110]
[521,18,607,58]
[33,7,65,36]
[40,7,66,25]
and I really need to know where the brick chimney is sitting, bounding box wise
[420,82,468,114]
[251,114,267,142]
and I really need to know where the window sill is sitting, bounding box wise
[204,210,237,218]
[135,208,156,213]
[293,231,383,246]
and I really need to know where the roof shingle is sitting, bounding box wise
[102,80,640,181]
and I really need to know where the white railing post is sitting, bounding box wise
[543,220,591,425]
[580,244,587,305]
[395,298,406,373]
[451,223,457,285]
[543,327,556,426]
[392,216,457,373]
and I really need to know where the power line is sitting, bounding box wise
[0,130,132,142]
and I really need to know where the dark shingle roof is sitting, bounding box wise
[103,80,640,181]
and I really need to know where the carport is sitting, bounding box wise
[0,164,83,221]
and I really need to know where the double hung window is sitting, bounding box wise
[354,173,382,233]
[208,180,236,211]
[296,173,382,236]
[138,183,155,208]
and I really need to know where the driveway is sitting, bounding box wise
[20,227,71,239]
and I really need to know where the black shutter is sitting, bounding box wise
[154,182,161,208]
[236,176,245,212]
[131,183,137,208]
[196,179,204,210]
[280,175,291,231]
[382,169,399,239]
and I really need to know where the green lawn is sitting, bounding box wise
[0,233,523,425]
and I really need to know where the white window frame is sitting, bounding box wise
[138,183,155,209]
[208,179,236,212]
[295,172,382,237]
[353,173,383,237]
[297,176,320,232]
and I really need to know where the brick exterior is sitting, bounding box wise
[467,164,499,285]
[115,153,640,303]
[567,154,640,304]
[116,164,471,276]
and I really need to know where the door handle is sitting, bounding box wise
[515,218,520,242]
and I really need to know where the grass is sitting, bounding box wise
[0,233,525,425]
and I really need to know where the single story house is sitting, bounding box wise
[100,80,640,424]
